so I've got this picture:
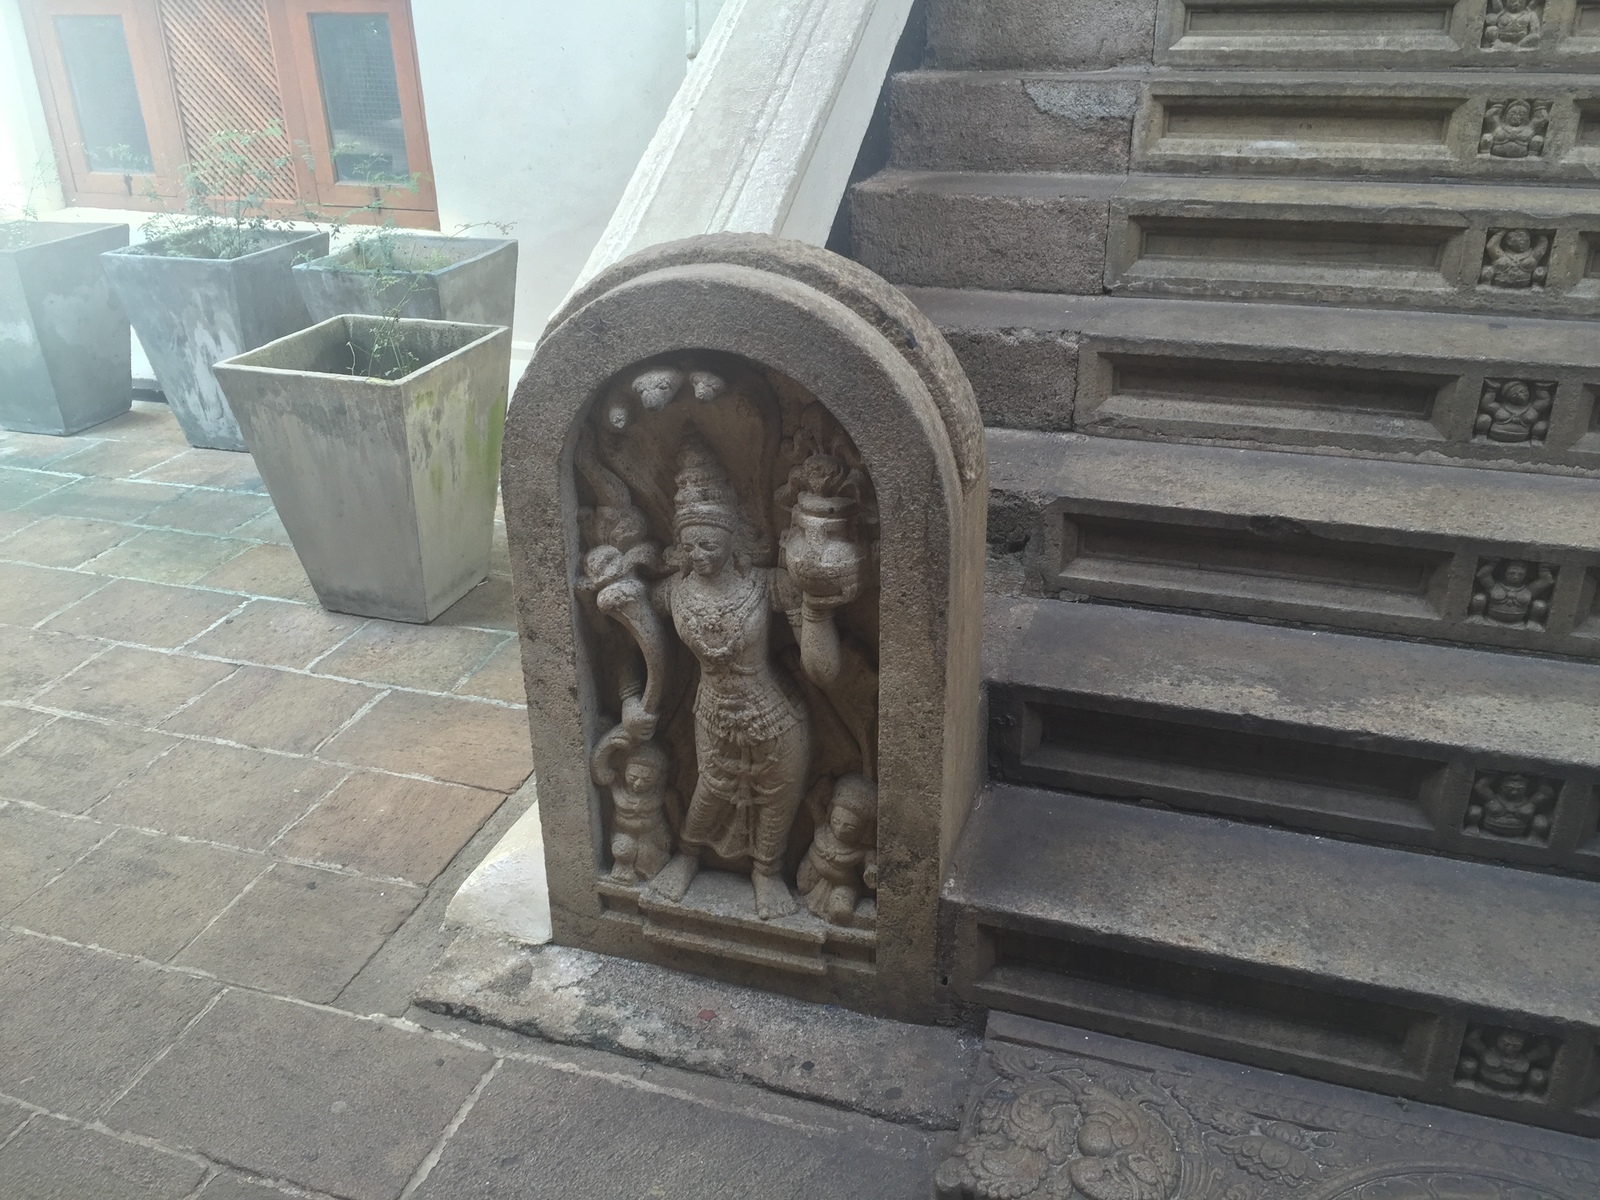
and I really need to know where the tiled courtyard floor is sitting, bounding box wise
[0,403,938,1198]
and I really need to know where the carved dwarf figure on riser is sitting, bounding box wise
[1480,229,1550,288]
[1469,558,1556,628]
[797,774,878,925]
[603,741,675,883]
[1482,0,1542,48]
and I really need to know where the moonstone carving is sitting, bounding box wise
[575,363,880,923]
[1480,229,1550,288]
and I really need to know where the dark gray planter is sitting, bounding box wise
[293,235,516,328]
[213,315,511,623]
[103,229,328,451]
[0,221,130,435]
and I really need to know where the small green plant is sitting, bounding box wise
[0,154,60,250]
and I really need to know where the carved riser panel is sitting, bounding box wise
[990,689,1600,878]
[1109,206,1600,318]
[1008,496,1600,658]
[1076,346,1600,471]
[953,929,1600,1140]
[1138,80,1600,185]
[1158,0,1600,69]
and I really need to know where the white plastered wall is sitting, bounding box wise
[0,0,64,215]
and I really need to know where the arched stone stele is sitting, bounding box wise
[502,236,985,1022]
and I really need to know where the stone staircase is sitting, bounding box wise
[848,0,1600,1137]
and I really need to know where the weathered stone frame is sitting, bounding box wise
[503,236,985,1022]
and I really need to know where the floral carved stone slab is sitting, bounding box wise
[936,1015,1600,1200]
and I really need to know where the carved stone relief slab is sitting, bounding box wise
[937,1027,1600,1200]
[502,234,986,1020]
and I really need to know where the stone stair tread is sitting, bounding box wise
[985,594,1600,769]
[991,427,1600,550]
[859,168,1600,215]
[905,287,1600,370]
[946,781,1600,1026]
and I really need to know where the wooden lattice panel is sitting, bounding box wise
[158,0,298,203]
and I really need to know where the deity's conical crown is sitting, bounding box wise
[673,433,740,534]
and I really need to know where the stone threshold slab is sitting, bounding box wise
[414,927,981,1131]
[937,1012,1600,1200]
[946,784,1600,1030]
[986,595,1600,770]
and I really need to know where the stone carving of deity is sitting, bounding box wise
[1479,99,1549,158]
[1475,379,1553,444]
[1465,770,1558,841]
[1469,559,1556,628]
[1480,229,1550,288]
[797,774,878,925]
[1482,0,1543,47]
[1457,1026,1555,1096]
[575,366,880,924]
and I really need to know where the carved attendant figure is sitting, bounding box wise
[1466,770,1557,840]
[1479,100,1549,158]
[1458,1026,1554,1095]
[797,774,878,924]
[648,437,815,919]
[1483,0,1542,47]
[1475,379,1553,444]
[606,742,675,882]
[1470,559,1556,627]
[1480,229,1550,288]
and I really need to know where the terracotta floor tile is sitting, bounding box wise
[185,599,363,670]
[453,637,525,704]
[0,804,108,917]
[141,489,273,535]
[134,449,265,492]
[0,716,177,813]
[0,627,102,703]
[175,862,421,1002]
[230,508,291,545]
[84,529,249,585]
[276,771,504,883]
[161,665,379,755]
[17,477,180,523]
[10,828,263,961]
[0,516,134,569]
[89,401,192,446]
[195,543,317,603]
[0,466,71,511]
[0,431,91,469]
[42,577,242,648]
[97,740,344,849]
[0,563,108,626]
[48,436,186,480]
[311,621,509,692]
[321,690,532,792]
[34,645,237,725]
[435,575,516,631]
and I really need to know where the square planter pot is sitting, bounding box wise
[293,235,516,328]
[103,229,328,451]
[213,315,511,622]
[0,221,131,435]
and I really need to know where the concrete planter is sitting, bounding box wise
[103,229,328,451]
[293,235,516,328]
[0,222,131,435]
[213,315,511,622]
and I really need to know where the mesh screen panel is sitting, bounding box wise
[54,15,154,173]
[308,13,408,184]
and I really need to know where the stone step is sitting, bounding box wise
[892,68,1600,184]
[850,170,1600,315]
[910,287,1600,472]
[928,0,1600,72]
[982,594,1600,874]
[944,783,1600,1134]
[989,430,1600,657]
